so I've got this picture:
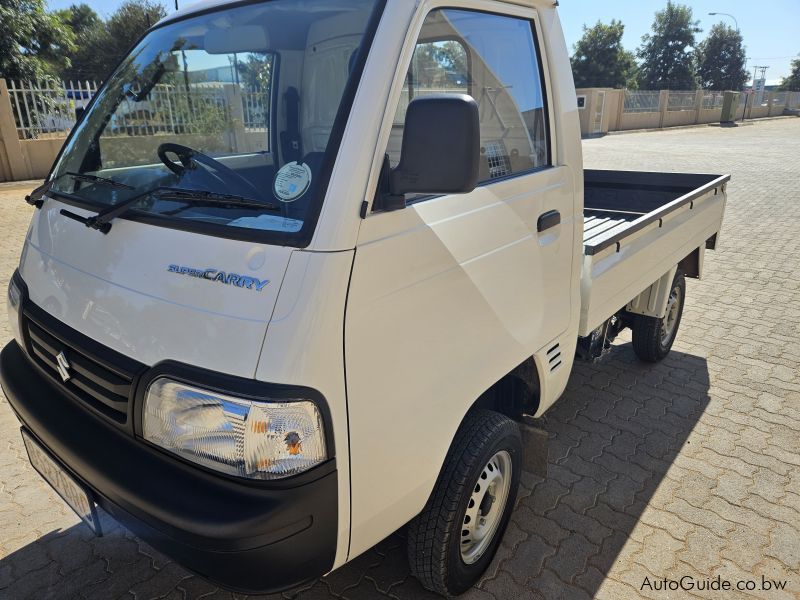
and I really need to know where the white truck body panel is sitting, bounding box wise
[19,199,290,378]
[254,250,355,569]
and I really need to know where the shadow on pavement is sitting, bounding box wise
[0,343,710,599]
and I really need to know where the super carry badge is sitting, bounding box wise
[274,161,312,202]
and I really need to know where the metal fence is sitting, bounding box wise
[7,80,98,139]
[620,90,793,114]
[770,92,788,107]
[623,90,660,113]
[6,79,271,140]
[701,92,725,110]
[667,91,697,112]
[108,83,230,137]
[8,79,800,142]
[242,89,270,131]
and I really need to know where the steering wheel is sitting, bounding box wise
[157,143,262,200]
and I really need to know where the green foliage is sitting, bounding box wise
[412,41,469,89]
[637,1,701,89]
[0,0,76,80]
[66,0,167,82]
[56,3,101,40]
[778,55,800,91]
[695,23,747,91]
[236,53,275,91]
[571,20,638,89]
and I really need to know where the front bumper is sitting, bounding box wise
[0,340,338,594]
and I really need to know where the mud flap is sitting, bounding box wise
[519,417,548,478]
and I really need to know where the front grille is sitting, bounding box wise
[22,304,144,426]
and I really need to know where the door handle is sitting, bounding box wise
[537,210,561,232]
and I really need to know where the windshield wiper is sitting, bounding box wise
[25,172,134,208]
[59,187,280,234]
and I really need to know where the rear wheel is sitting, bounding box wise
[632,271,685,362]
[407,410,522,596]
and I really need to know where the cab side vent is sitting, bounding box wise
[547,343,562,372]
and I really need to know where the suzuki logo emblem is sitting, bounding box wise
[56,351,71,383]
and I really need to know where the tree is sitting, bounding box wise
[411,41,470,89]
[67,0,167,82]
[571,20,638,89]
[695,23,747,90]
[57,4,103,81]
[57,3,101,38]
[236,53,275,92]
[778,55,800,91]
[637,1,701,89]
[0,0,76,80]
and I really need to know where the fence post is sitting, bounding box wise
[0,79,32,181]
[658,90,669,128]
[223,83,247,153]
[694,89,704,124]
[614,89,625,132]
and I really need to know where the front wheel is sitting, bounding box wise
[632,270,686,362]
[407,410,522,596]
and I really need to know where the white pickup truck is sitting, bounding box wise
[2,0,728,595]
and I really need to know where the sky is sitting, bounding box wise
[558,0,796,85]
[45,0,797,84]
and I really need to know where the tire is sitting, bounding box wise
[407,410,522,596]
[632,270,686,362]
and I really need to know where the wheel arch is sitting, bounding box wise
[467,356,541,427]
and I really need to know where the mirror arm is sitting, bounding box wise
[375,190,406,212]
[372,154,406,213]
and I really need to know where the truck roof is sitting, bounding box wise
[157,0,555,28]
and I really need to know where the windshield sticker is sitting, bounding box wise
[167,265,269,292]
[228,214,304,232]
[274,162,312,202]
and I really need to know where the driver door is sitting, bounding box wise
[344,4,575,557]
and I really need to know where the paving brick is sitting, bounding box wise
[527,568,589,600]
[1,121,799,599]
[765,524,800,571]
[630,529,682,575]
[543,532,597,585]
[480,570,544,600]
[502,533,554,584]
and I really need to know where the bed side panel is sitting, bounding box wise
[579,188,726,335]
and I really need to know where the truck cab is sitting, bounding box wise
[1,0,727,596]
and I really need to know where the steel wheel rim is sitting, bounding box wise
[460,450,512,565]
[661,284,682,345]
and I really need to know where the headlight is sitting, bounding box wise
[7,275,23,346]
[142,378,327,480]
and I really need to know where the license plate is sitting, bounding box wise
[21,429,102,535]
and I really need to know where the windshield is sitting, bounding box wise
[50,0,381,245]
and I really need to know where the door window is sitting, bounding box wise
[387,8,550,186]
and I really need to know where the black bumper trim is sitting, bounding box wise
[0,340,338,594]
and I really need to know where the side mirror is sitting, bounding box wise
[75,106,85,121]
[376,94,480,212]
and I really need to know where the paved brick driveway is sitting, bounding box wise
[1,119,799,600]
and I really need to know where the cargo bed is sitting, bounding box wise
[579,170,730,336]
